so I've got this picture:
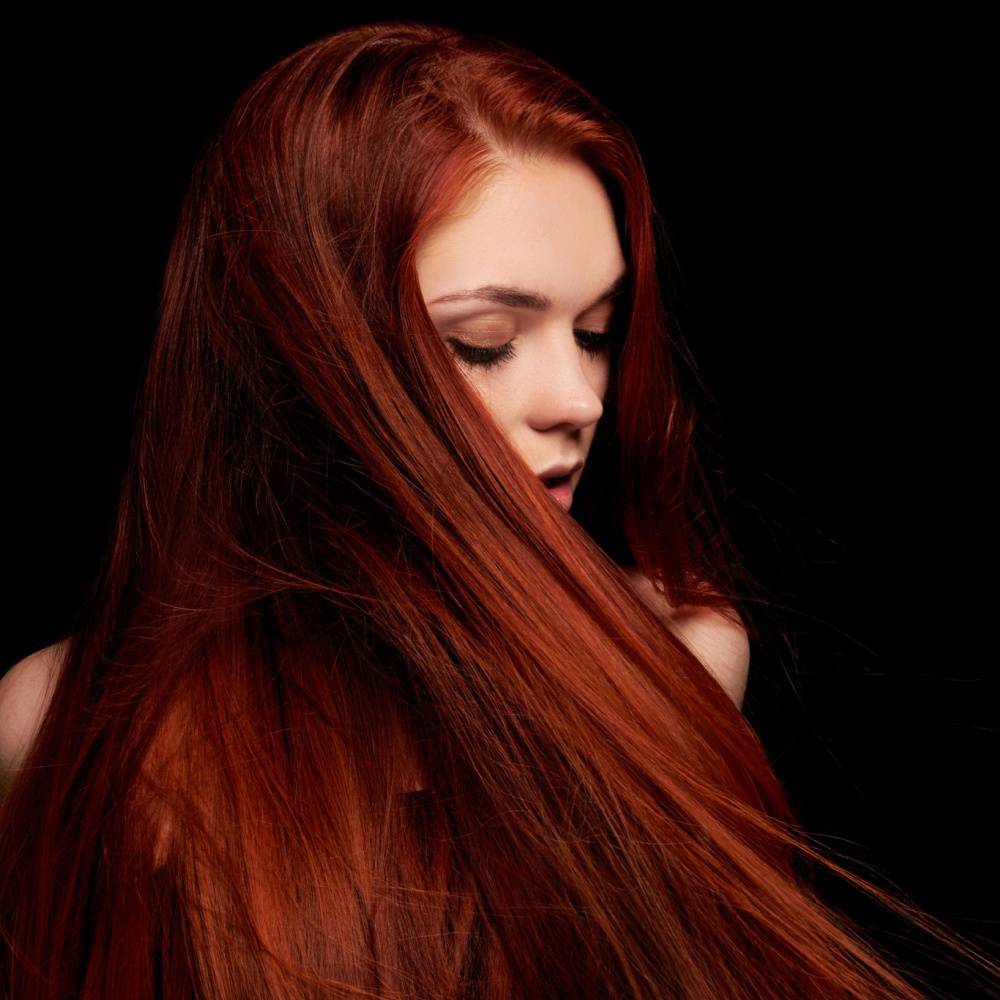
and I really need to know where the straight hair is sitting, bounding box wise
[1,22,982,999]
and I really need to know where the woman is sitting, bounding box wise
[0,22,983,1000]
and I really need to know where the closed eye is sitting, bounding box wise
[448,338,516,370]
[448,328,618,370]
[574,328,616,357]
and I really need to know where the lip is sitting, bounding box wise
[537,461,583,482]
[537,462,583,512]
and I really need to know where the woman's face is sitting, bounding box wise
[416,155,626,512]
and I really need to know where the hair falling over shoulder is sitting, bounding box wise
[0,22,991,1000]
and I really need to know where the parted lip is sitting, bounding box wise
[537,462,583,484]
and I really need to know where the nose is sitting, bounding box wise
[525,332,606,434]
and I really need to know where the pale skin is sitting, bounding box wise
[0,154,748,792]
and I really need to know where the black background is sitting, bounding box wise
[6,6,995,990]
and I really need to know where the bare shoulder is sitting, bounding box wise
[626,571,750,707]
[0,641,67,774]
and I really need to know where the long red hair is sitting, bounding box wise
[0,22,973,999]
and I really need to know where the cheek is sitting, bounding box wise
[460,371,519,435]
[461,371,543,469]
[588,354,612,403]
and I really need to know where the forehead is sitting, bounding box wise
[416,155,625,308]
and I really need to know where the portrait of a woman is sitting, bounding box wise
[2,13,994,1000]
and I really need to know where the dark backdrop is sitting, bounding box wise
[7,7,994,990]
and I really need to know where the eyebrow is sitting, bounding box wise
[426,272,628,313]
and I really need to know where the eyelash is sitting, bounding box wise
[449,330,616,370]
[449,340,516,371]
